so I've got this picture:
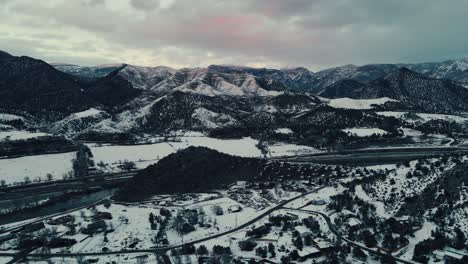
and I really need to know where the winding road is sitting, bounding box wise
[1,185,419,264]
[283,208,418,264]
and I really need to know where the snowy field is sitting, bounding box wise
[0,134,318,184]
[89,136,319,171]
[342,127,388,137]
[0,113,25,122]
[268,143,321,157]
[376,111,468,123]
[328,97,397,110]
[0,130,50,141]
[88,137,262,171]
[0,152,75,184]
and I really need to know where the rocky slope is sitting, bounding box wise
[2,49,468,138]
[322,68,468,113]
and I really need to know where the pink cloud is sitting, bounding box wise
[196,15,270,47]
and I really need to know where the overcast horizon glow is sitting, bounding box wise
[1,0,468,71]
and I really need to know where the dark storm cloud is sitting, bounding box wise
[1,0,468,69]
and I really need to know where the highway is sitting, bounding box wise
[2,146,466,201]
[0,170,139,201]
[274,146,468,165]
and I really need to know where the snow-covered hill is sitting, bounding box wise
[50,108,110,135]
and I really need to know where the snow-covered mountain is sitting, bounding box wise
[53,58,468,97]
[3,49,468,137]
[51,63,124,81]
[404,58,468,83]
[50,108,110,135]
[116,64,176,90]
[321,67,468,113]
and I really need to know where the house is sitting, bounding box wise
[229,181,248,191]
[340,210,356,217]
[298,247,322,262]
[21,222,45,233]
[93,211,112,221]
[228,205,243,213]
[285,213,299,220]
[313,238,334,251]
[47,215,75,225]
[236,181,247,188]
[82,220,107,234]
[346,217,362,230]
[434,249,468,262]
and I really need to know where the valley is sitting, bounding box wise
[0,50,467,264]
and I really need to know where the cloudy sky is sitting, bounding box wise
[1,0,468,71]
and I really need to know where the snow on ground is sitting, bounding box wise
[342,128,388,137]
[328,97,397,110]
[0,256,13,263]
[166,197,269,245]
[89,136,263,171]
[395,221,437,260]
[294,186,344,211]
[0,130,50,141]
[375,111,407,119]
[357,158,458,216]
[417,113,468,123]
[181,136,261,157]
[191,107,238,129]
[88,142,176,170]
[71,108,106,119]
[401,128,423,137]
[193,208,334,263]
[0,113,25,122]
[65,204,162,253]
[25,254,159,264]
[376,111,468,123]
[275,128,293,134]
[268,143,321,157]
[354,185,390,218]
[0,152,75,184]
[56,196,269,253]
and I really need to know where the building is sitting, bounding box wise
[346,217,362,230]
[313,238,334,251]
[285,212,299,220]
[298,247,322,262]
[82,220,107,234]
[236,181,247,188]
[228,204,243,213]
[434,249,468,262]
[47,215,75,225]
[21,222,45,233]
